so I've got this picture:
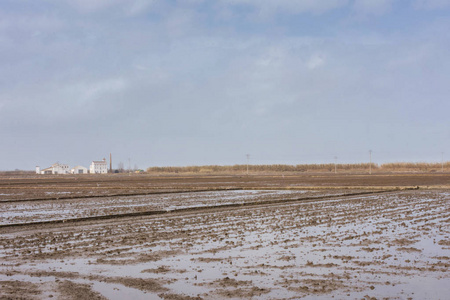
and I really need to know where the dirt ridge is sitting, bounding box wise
[0,188,412,229]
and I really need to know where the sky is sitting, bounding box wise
[1,0,450,170]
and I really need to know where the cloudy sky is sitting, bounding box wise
[1,0,450,170]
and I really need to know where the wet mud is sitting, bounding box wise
[0,175,449,299]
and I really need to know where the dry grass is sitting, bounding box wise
[146,162,449,174]
[381,162,450,172]
[146,164,373,174]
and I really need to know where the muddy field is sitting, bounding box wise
[1,173,450,201]
[0,174,449,299]
[1,189,372,226]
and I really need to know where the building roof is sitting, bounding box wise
[51,163,68,167]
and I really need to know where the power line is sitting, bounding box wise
[246,154,250,176]
[334,156,337,174]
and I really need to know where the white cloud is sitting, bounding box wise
[63,0,121,13]
[352,0,394,16]
[306,54,325,69]
[220,0,349,15]
[126,0,158,16]
[63,78,128,105]
[164,8,199,37]
[52,0,160,14]
[414,0,450,9]
[0,11,64,35]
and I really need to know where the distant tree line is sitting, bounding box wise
[381,162,450,171]
[146,162,450,174]
[0,170,35,176]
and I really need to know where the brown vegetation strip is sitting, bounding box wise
[0,188,416,229]
[146,162,450,173]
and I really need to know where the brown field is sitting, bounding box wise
[0,174,449,299]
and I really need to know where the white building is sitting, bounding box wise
[90,158,108,174]
[36,163,70,174]
[39,167,53,175]
[71,166,88,174]
[53,163,70,174]
[42,167,53,174]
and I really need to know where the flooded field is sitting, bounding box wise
[0,189,366,226]
[0,175,449,299]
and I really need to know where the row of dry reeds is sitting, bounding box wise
[146,162,450,174]
[0,170,35,176]
[381,162,450,171]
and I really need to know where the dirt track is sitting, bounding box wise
[0,174,449,299]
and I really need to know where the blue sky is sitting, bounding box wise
[1,0,450,170]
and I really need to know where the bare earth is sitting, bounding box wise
[0,174,449,299]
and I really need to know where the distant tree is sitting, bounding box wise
[118,162,124,172]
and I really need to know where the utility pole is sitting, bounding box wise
[369,150,372,175]
[128,158,131,173]
[246,154,250,176]
[334,156,337,174]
